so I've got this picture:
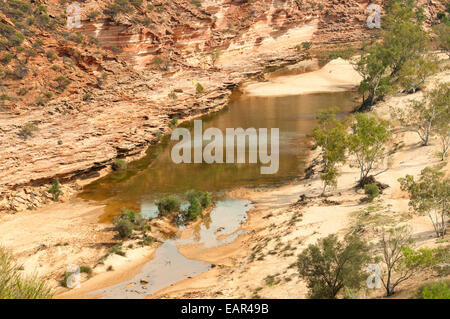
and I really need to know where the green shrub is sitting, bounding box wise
[112,159,127,171]
[416,280,450,299]
[113,218,134,239]
[55,76,71,90]
[113,209,145,239]
[9,32,24,46]
[191,0,202,8]
[156,196,181,216]
[104,0,135,17]
[48,178,62,201]
[88,10,100,19]
[13,62,28,79]
[186,190,212,209]
[187,198,202,221]
[110,46,122,55]
[82,93,92,101]
[196,83,205,94]
[184,190,212,221]
[364,183,380,202]
[79,265,92,276]
[142,236,155,246]
[18,121,38,139]
[168,118,178,128]
[46,50,57,62]
[0,246,53,298]
[302,41,312,50]
[0,53,14,65]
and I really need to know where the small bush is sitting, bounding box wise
[191,0,202,8]
[79,265,92,276]
[18,121,38,139]
[113,218,134,239]
[55,76,71,90]
[186,190,212,209]
[196,83,205,94]
[184,190,212,221]
[364,183,380,202]
[9,32,25,46]
[187,198,202,221]
[82,93,92,101]
[110,46,122,55]
[113,209,145,239]
[0,53,14,65]
[46,50,57,62]
[416,280,450,299]
[302,41,312,50]
[112,159,127,171]
[88,10,100,19]
[156,196,181,216]
[168,92,177,100]
[104,0,135,17]
[48,178,62,201]
[168,118,178,128]
[142,236,155,246]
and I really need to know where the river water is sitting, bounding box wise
[80,90,358,298]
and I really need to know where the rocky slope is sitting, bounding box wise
[0,0,446,213]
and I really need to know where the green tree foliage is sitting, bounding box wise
[297,234,371,299]
[433,23,450,57]
[354,44,391,108]
[397,56,437,93]
[433,84,450,160]
[0,246,53,299]
[311,108,348,195]
[399,164,449,237]
[354,0,431,109]
[392,83,449,146]
[378,227,436,296]
[348,114,391,184]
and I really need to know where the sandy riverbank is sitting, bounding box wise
[242,58,362,96]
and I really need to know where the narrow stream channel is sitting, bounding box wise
[79,90,359,298]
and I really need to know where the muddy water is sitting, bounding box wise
[90,199,253,299]
[81,90,358,298]
[80,91,358,221]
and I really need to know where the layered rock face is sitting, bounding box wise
[0,0,445,212]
